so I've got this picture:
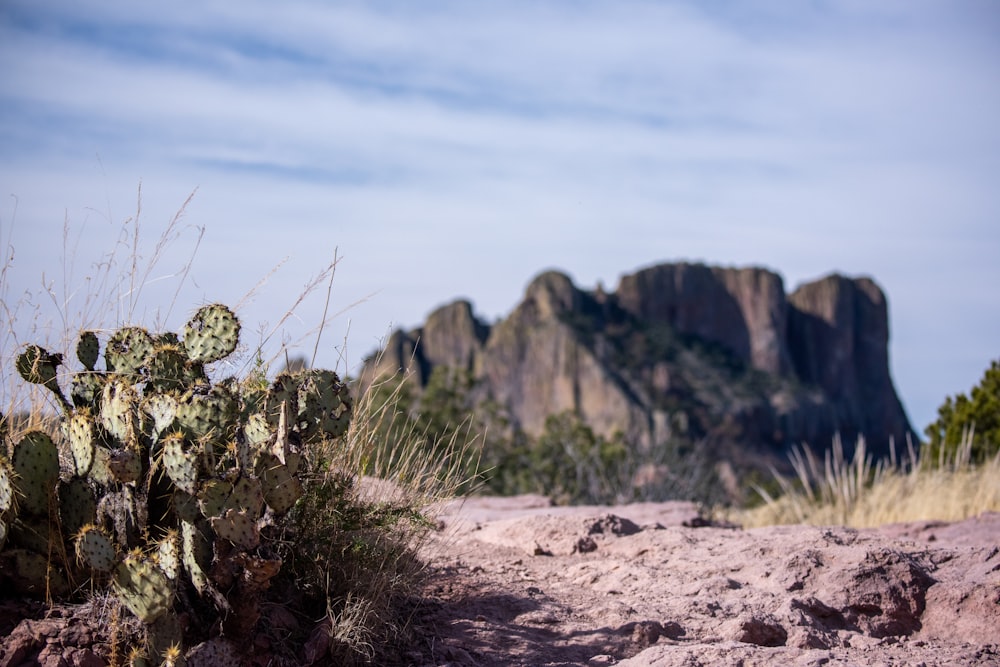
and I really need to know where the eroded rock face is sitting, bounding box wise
[787,275,912,447]
[361,261,915,461]
[616,263,792,376]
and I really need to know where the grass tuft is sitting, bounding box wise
[739,428,1000,528]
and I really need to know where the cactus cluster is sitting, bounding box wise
[0,303,353,663]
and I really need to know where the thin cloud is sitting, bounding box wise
[1,1,998,430]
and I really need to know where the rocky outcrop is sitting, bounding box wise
[787,274,912,447]
[616,263,792,376]
[362,261,915,461]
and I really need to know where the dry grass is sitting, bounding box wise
[282,364,479,665]
[738,429,1000,528]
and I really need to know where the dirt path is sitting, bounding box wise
[407,496,1000,666]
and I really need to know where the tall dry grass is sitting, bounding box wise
[740,428,1000,528]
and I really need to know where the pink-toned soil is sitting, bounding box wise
[406,495,1000,666]
[2,496,998,666]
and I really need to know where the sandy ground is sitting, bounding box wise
[1,495,997,666]
[406,495,1000,666]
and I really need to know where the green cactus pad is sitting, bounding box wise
[175,386,237,446]
[143,393,178,442]
[15,344,62,388]
[16,345,70,409]
[0,456,14,514]
[70,371,105,408]
[210,508,259,549]
[171,489,200,523]
[296,369,353,442]
[66,411,96,476]
[108,447,143,484]
[162,433,198,495]
[4,547,70,598]
[75,523,117,572]
[145,344,188,394]
[11,430,60,516]
[256,453,303,515]
[113,553,173,624]
[156,529,181,581]
[100,379,140,448]
[181,519,213,596]
[242,413,271,448]
[183,304,240,364]
[196,478,233,519]
[230,476,264,516]
[76,330,101,371]
[59,477,97,537]
[262,373,299,431]
[88,445,114,486]
[105,326,154,375]
[147,612,184,667]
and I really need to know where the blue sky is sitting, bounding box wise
[1,1,998,434]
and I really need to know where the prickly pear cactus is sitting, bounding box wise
[1,301,354,662]
[183,303,240,364]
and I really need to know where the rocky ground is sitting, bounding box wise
[406,495,1000,666]
[2,496,998,666]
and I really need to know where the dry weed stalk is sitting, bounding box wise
[744,427,1000,528]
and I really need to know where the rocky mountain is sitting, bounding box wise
[363,261,915,465]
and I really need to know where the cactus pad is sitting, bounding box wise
[229,476,264,516]
[175,386,237,446]
[144,393,178,441]
[257,453,303,515]
[108,447,143,484]
[66,410,96,475]
[181,519,213,596]
[11,430,60,516]
[59,476,97,537]
[76,330,101,371]
[70,371,105,408]
[296,369,353,442]
[210,508,259,549]
[162,433,198,495]
[15,344,62,388]
[113,553,173,623]
[197,478,233,519]
[146,344,188,394]
[0,456,14,514]
[156,529,182,581]
[16,345,69,409]
[105,326,154,375]
[5,547,70,597]
[75,523,118,572]
[100,379,140,448]
[183,304,240,364]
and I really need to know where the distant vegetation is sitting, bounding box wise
[741,358,1000,528]
[356,363,729,508]
[923,359,1000,465]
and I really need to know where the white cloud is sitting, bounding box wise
[1,0,998,430]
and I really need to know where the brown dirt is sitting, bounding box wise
[2,496,998,666]
[405,495,1000,666]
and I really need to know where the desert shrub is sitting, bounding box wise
[924,359,1000,465]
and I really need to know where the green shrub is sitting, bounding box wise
[924,359,1000,465]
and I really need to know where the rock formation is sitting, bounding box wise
[362,261,915,463]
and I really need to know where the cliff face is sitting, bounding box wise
[363,262,915,460]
